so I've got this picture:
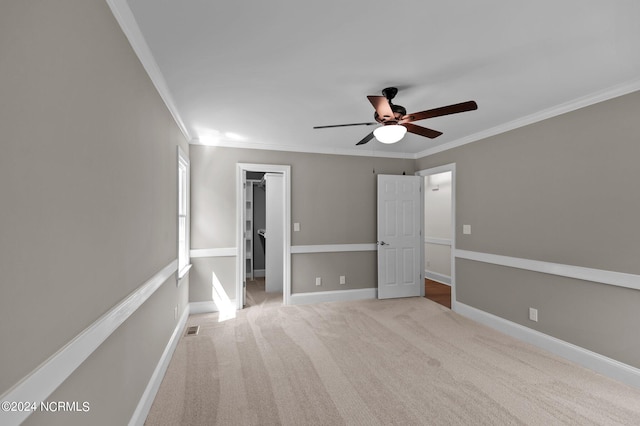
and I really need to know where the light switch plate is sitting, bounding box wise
[294,222,300,232]
[339,275,346,285]
[315,277,321,286]
[463,224,471,234]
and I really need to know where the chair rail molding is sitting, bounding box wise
[424,237,452,246]
[0,259,178,426]
[129,303,189,425]
[190,247,237,258]
[455,249,640,291]
[291,244,377,254]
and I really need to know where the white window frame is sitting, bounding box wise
[177,146,191,281]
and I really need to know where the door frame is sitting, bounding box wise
[236,163,291,309]
[416,163,457,311]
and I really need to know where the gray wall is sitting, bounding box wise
[0,1,189,424]
[190,145,414,301]
[416,90,640,368]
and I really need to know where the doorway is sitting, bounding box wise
[236,164,291,309]
[416,164,456,310]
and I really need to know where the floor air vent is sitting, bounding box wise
[185,325,200,336]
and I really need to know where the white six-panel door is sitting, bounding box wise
[377,174,422,299]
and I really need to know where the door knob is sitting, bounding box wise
[378,241,389,246]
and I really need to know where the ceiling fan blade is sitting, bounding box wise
[403,123,443,139]
[313,122,377,129]
[401,100,478,123]
[355,131,375,146]
[367,95,395,121]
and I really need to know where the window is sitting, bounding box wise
[177,147,191,279]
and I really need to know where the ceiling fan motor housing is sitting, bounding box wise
[374,104,406,123]
[374,87,406,123]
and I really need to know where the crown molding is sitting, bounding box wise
[106,0,407,159]
[106,0,640,162]
[192,75,640,161]
[415,78,640,159]
[105,0,190,141]
[189,138,415,159]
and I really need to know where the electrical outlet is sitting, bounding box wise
[294,222,300,232]
[529,307,538,322]
[315,277,322,286]
[339,275,346,285]
[463,224,471,234]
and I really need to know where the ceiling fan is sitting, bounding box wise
[313,87,478,145]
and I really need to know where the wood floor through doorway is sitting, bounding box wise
[425,278,451,309]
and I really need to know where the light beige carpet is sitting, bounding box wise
[145,289,640,425]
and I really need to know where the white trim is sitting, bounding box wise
[177,264,192,281]
[0,259,178,426]
[456,302,640,390]
[289,288,377,305]
[416,78,640,159]
[189,301,217,314]
[455,249,640,292]
[189,299,238,314]
[291,244,377,254]
[190,247,237,258]
[129,304,189,426]
[415,164,457,177]
[177,147,190,281]
[237,163,291,308]
[425,270,452,285]
[190,138,414,159]
[424,237,452,246]
[105,0,190,141]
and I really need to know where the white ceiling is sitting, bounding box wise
[117,0,640,158]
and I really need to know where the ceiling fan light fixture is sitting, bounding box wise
[374,124,407,144]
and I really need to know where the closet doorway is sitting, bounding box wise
[236,164,291,309]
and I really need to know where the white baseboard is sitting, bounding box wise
[290,288,377,305]
[424,270,451,285]
[253,269,265,278]
[129,305,190,426]
[0,259,178,426]
[189,299,237,314]
[455,302,640,390]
